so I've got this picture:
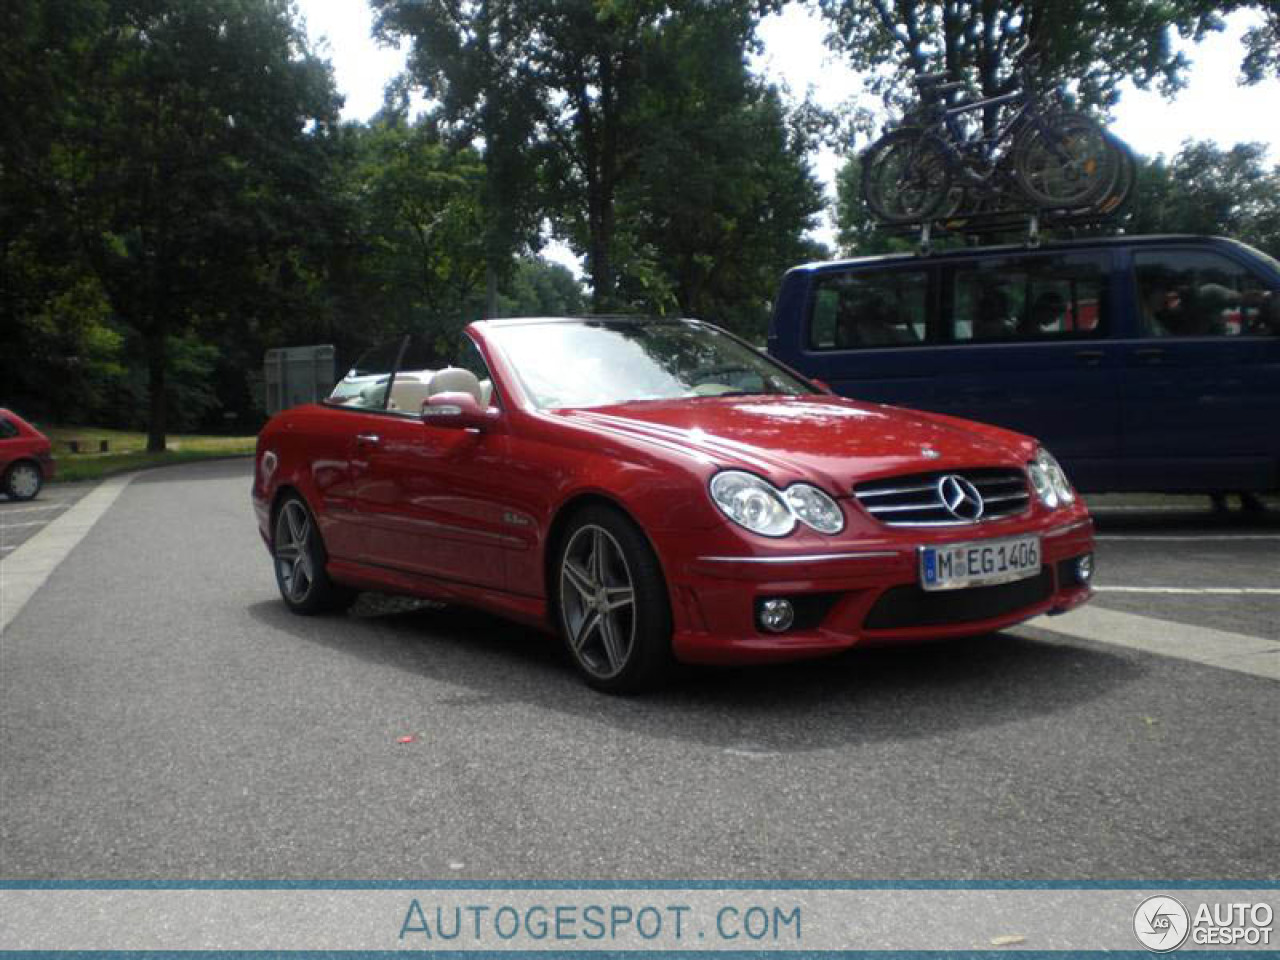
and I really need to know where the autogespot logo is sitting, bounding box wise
[1134,895,1191,952]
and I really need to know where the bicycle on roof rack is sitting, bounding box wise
[860,39,1132,227]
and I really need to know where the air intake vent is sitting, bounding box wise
[853,468,1030,527]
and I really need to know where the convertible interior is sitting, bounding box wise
[333,368,494,412]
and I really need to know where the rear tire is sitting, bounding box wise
[861,129,953,224]
[1013,113,1115,209]
[272,494,356,615]
[554,505,673,694]
[3,460,43,501]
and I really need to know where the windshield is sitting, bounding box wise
[488,319,814,409]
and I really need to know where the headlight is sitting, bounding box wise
[1028,448,1075,508]
[784,483,845,534]
[710,471,796,537]
[709,471,846,537]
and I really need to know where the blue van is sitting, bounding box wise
[767,235,1280,494]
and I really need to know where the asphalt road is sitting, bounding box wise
[0,459,1275,880]
[0,482,94,558]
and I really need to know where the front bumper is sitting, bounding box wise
[658,513,1094,666]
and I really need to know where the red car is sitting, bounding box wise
[0,409,56,501]
[253,318,1093,692]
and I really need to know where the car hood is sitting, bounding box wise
[561,394,1032,491]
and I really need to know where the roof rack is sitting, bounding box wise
[879,200,1130,256]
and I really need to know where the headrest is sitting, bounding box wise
[428,367,483,404]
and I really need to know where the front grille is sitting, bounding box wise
[853,468,1031,527]
[864,567,1054,630]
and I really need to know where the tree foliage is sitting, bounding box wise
[371,0,547,314]
[2,0,347,448]
[817,0,1234,122]
[1125,141,1280,257]
[1240,9,1279,85]
[374,0,821,331]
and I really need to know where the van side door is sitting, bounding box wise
[1119,245,1280,491]
[929,249,1122,491]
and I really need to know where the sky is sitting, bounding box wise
[295,1,1279,265]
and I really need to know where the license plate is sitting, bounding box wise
[919,535,1041,591]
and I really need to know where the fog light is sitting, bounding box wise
[758,598,795,633]
[1075,554,1094,584]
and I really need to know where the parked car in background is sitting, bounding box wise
[253,318,1093,692]
[0,409,56,501]
[768,235,1280,496]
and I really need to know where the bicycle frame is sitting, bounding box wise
[925,82,1058,183]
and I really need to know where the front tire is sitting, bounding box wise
[272,494,355,615]
[555,506,673,693]
[4,460,43,501]
[861,128,953,224]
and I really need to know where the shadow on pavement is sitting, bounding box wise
[247,594,1141,753]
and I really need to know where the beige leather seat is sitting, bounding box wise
[387,372,434,411]
[428,367,484,404]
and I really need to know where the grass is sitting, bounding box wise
[42,425,256,483]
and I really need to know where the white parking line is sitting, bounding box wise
[0,503,71,515]
[1021,606,1280,681]
[1095,534,1280,542]
[0,521,52,530]
[1089,505,1216,512]
[0,473,137,635]
[1094,586,1280,595]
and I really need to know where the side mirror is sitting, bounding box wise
[421,391,500,431]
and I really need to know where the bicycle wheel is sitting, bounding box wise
[1013,113,1115,209]
[1090,134,1135,216]
[861,129,953,224]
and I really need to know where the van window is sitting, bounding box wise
[0,418,18,439]
[808,270,928,349]
[1134,250,1279,337]
[947,252,1109,342]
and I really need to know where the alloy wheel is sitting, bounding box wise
[274,500,316,604]
[559,524,638,679]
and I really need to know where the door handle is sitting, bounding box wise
[355,433,381,447]
[1132,347,1164,365]
[1075,349,1104,366]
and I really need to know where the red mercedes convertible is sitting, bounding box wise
[252,317,1093,691]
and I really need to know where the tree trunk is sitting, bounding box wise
[146,331,167,453]
[485,260,498,318]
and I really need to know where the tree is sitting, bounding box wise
[371,0,547,317]
[376,0,793,313]
[1124,141,1280,257]
[1240,9,1279,84]
[496,257,588,316]
[352,117,490,341]
[4,0,344,449]
[817,0,1232,126]
[618,76,826,334]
